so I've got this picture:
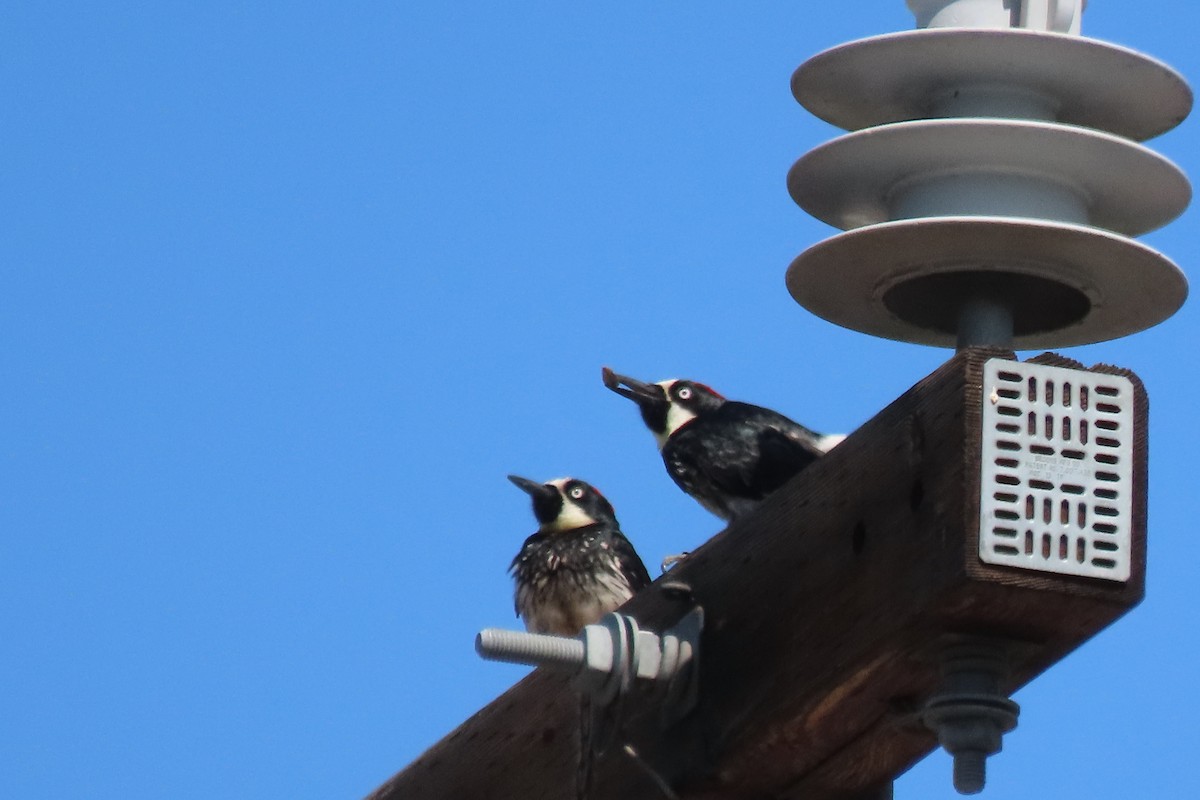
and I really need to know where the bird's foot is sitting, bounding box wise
[660,552,691,573]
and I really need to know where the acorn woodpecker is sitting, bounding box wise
[601,367,844,520]
[507,475,652,636]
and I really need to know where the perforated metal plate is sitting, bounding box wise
[979,359,1134,581]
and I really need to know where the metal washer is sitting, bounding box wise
[785,216,1187,349]
[792,28,1192,141]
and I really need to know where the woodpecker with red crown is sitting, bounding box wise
[507,475,651,636]
[602,367,844,521]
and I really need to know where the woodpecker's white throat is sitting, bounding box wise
[542,478,600,532]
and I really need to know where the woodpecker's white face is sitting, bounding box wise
[542,478,600,532]
[602,368,726,450]
[654,379,698,449]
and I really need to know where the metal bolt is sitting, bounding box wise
[922,640,1020,795]
[953,750,987,794]
[475,628,586,671]
[476,609,702,718]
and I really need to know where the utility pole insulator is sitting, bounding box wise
[787,0,1191,350]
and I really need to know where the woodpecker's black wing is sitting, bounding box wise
[663,401,826,518]
[609,529,652,592]
[753,421,825,493]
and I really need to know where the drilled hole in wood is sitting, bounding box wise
[909,479,924,511]
[852,521,866,555]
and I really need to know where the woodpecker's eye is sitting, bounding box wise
[568,485,586,500]
[676,386,693,400]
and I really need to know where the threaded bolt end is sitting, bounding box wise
[952,750,987,795]
[475,628,586,670]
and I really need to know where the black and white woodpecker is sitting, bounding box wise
[602,368,844,521]
[507,475,652,636]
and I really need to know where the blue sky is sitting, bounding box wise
[3,2,1198,797]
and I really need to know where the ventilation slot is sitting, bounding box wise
[979,359,1134,581]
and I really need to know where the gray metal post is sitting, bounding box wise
[956,296,1014,349]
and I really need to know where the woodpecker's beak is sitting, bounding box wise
[601,367,667,408]
[508,474,554,498]
[508,474,563,525]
